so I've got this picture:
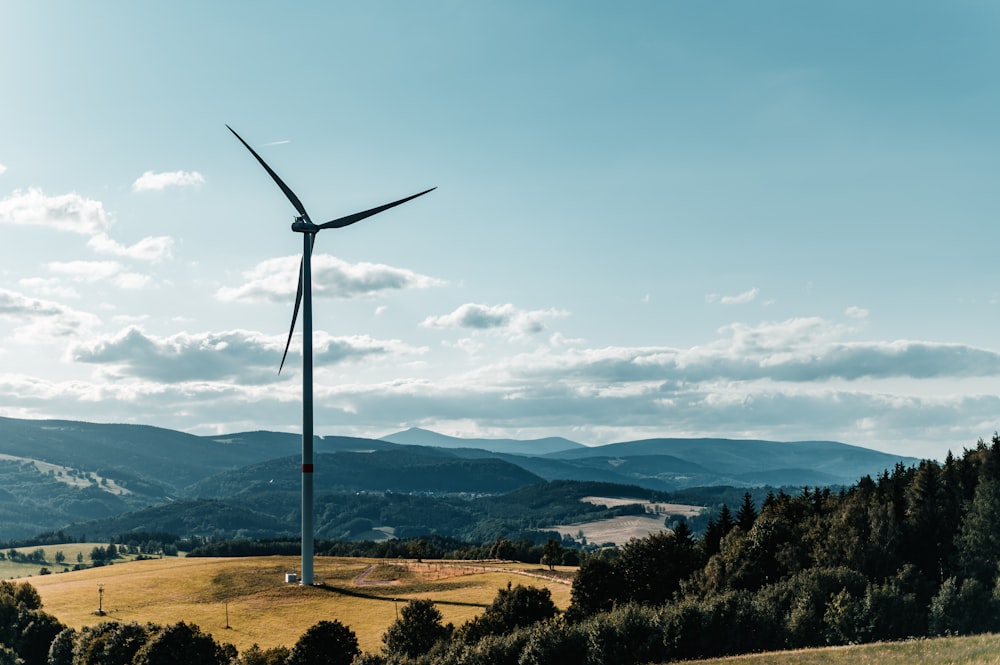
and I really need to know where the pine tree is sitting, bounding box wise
[736,493,758,532]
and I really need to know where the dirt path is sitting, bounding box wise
[353,564,400,587]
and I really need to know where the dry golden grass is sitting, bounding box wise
[682,633,1000,665]
[547,514,671,546]
[28,556,573,654]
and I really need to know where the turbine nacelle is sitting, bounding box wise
[291,218,319,233]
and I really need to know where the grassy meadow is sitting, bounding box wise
[0,542,114,578]
[684,633,1000,665]
[26,555,573,654]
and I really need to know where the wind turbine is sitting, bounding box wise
[227,125,434,585]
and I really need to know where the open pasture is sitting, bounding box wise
[0,543,121,579]
[28,555,573,654]
[581,496,706,518]
[547,513,673,546]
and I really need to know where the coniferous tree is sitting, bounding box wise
[717,504,735,536]
[904,460,948,583]
[736,493,757,533]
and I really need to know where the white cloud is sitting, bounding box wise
[17,277,80,299]
[113,272,153,290]
[0,288,99,341]
[132,170,205,192]
[707,287,760,305]
[0,163,6,175]
[70,327,424,384]
[43,260,154,290]
[0,188,111,235]
[846,306,869,319]
[47,260,123,283]
[87,233,174,263]
[421,303,569,337]
[217,254,445,303]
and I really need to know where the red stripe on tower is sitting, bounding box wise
[302,464,314,473]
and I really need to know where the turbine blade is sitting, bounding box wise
[278,261,302,375]
[227,125,310,221]
[278,237,316,374]
[318,187,436,230]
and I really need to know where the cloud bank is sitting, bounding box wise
[70,327,424,383]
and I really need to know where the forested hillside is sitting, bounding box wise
[379,434,1000,665]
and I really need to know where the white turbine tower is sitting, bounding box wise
[228,125,434,585]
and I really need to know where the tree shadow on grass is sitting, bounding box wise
[314,583,488,608]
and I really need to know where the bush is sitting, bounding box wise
[928,577,996,636]
[287,620,359,665]
[382,599,451,660]
[456,584,557,644]
[584,603,667,665]
[132,621,225,665]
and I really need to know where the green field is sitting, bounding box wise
[0,542,126,578]
[27,555,573,654]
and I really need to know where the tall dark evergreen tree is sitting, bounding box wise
[717,504,735,535]
[904,460,949,583]
[736,493,757,533]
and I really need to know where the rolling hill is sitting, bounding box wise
[383,430,922,489]
[0,416,924,541]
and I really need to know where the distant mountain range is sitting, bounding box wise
[379,428,920,491]
[381,427,584,455]
[0,416,922,541]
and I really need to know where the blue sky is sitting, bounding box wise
[0,2,998,460]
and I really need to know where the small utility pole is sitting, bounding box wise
[96,585,105,616]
